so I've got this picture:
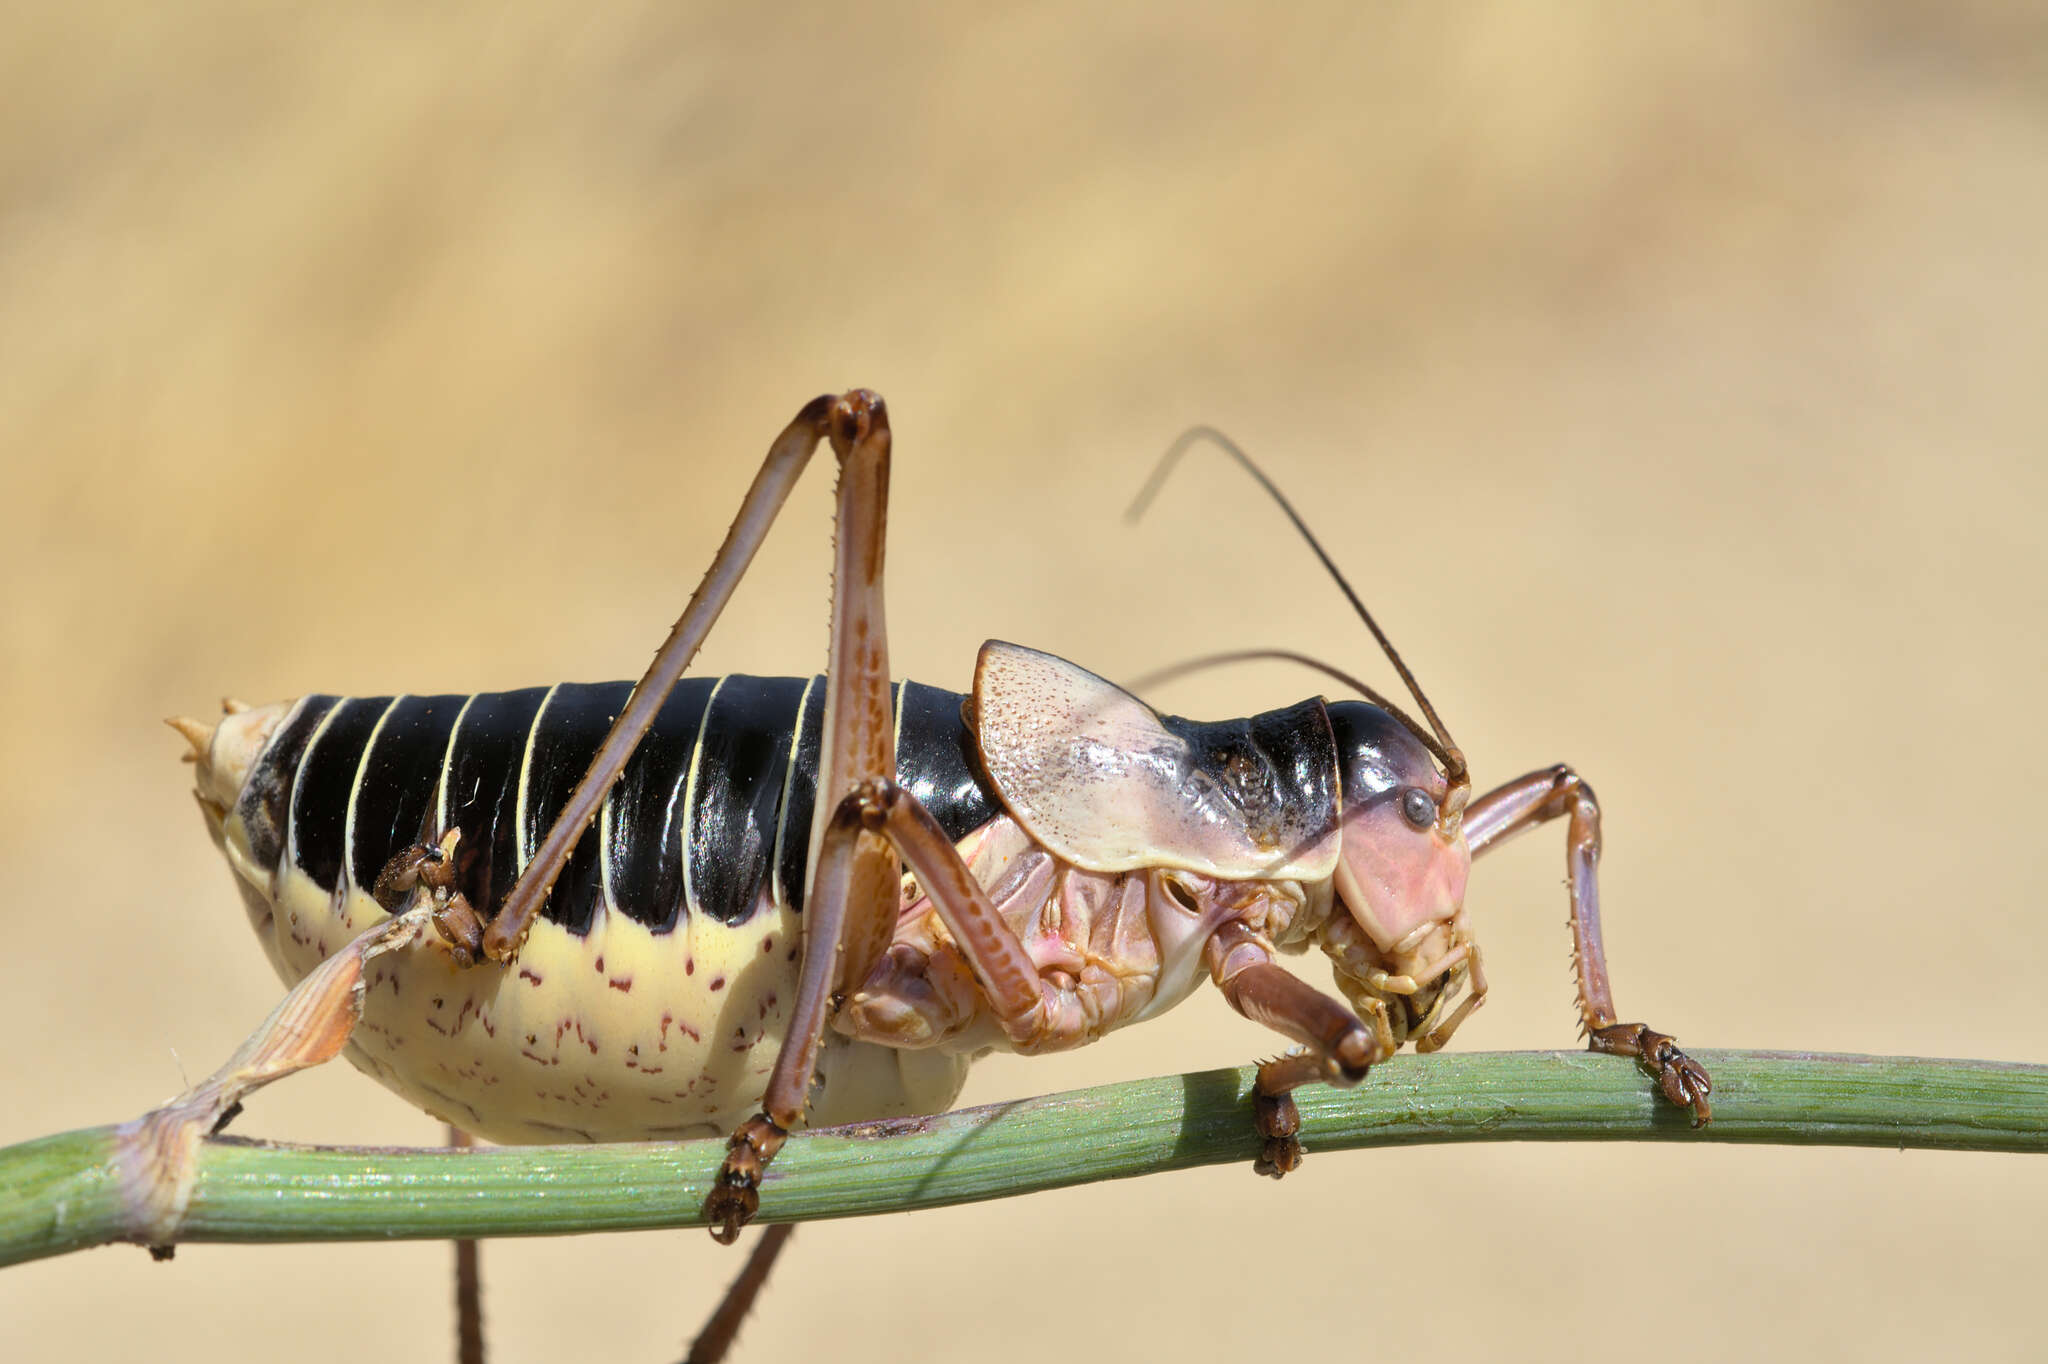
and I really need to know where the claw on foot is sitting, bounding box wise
[705,1115,788,1244]
[703,1182,758,1247]
[1252,1090,1302,1179]
[430,893,485,967]
[1589,1022,1713,1126]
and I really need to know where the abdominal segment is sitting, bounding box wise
[216,675,992,1142]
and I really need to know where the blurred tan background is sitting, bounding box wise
[4,3,2045,1361]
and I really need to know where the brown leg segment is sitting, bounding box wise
[1464,765,1712,1124]
[683,1224,798,1364]
[808,394,902,1000]
[1205,920,1390,1178]
[705,774,1056,1241]
[446,1124,485,1364]
[480,393,845,963]
[861,780,1049,1042]
[706,394,925,1244]
[1248,1053,1320,1179]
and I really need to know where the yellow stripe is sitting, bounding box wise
[892,679,908,768]
[341,696,405,892]
[434,692,480,838]
[514,684,562,873]
[678,674,729,921]
[279,697,347,891]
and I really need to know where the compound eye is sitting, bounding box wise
[1399,787,1436,831]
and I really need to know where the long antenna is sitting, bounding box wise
[1126,427,1467,790]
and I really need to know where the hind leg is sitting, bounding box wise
[703,392,917,1241]
[478,392,848,962]
[685,1224,798,1364]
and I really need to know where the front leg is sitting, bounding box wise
[1464,766,1712,1124]
[1206,919,1395,1177]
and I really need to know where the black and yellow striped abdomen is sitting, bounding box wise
[215,675,988,1143]
[241,675,998,934]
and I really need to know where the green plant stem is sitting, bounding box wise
[4,1049,2042,1270]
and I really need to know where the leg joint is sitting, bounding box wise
[1330,1026,1375,1083]
[847,775,903,831]
[1542,764,1598,818]
[828,389,888,456]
